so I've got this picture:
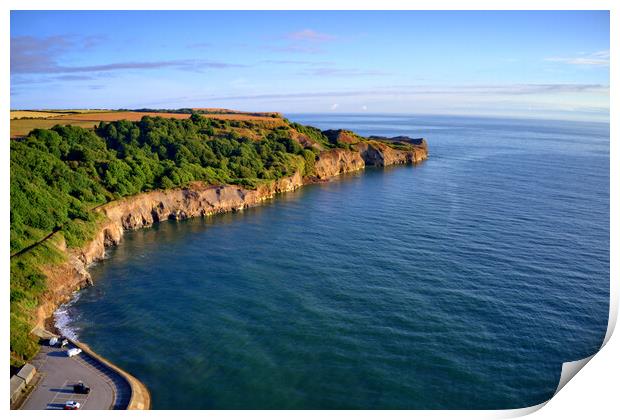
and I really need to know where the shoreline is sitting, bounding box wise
[37,138,428,332]
[50,291,82,340]
[29,137,427,408]
[46,163,424,337]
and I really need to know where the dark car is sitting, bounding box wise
[73,382,91,394]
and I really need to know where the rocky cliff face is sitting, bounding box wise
[36,141,428,328]
[357,140,428,166]
[35,173,304,326]
[312,137,428,180]
[313,148,367,180]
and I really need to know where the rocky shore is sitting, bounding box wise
[35,134,428,331]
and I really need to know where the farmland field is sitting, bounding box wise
[10,109,110,119]
[10,110,287,138]
[10,119,100,138]
[51,111,284,123]
[51,111,192,122]
[11,111,73,119]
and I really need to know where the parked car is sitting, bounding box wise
[66,348,82,357]
[61,339,69,348]
[73,382,90,394]
[64,401,81,410]
[49,337,58,346]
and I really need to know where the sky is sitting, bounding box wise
[10,10,610,121]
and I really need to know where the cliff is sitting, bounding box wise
[313,135,428,180]
[35,136,428,329]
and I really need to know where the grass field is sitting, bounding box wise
[10,110,287,138]
[10,119,101,138]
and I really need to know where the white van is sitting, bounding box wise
[66,348,82,357]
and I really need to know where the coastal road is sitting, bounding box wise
[20,341,131,410]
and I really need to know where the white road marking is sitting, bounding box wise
[47,380,69,410]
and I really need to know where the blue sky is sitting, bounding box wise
[10,10,609,121]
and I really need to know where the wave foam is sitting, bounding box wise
[54,292,82,340]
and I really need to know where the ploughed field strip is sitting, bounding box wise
[20,341,130,410]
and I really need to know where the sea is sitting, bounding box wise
[56,114,610,409]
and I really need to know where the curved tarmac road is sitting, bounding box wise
[21,341,131,410]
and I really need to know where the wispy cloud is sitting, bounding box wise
[53,59,246,73]
[11,35,73,74]
[262,29,338,55]
[544,50,609,66]
[188,42,212,49]
[285,29,336,42]
[11,35,247,75]
[135,82,608,122]
[259,59,388,77]
[53,74,99,81]
[200,84,608,102]
[262,44,323,54]
[260,59,333,65]
[10,72,116,86]
[301,67,390,77]
[591,50,610,58]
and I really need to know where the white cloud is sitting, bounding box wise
[545,50,609,66]
[591,50,610,59]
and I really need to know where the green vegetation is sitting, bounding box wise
[11,238,66,364]
[290,122,333,149]
[9,113,329,366]
[10,112,420,367]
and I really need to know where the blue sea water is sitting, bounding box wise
[59,114,610,409]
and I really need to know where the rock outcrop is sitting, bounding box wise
[357,140,428,166]
[313,148,367,180]
[35,140,428,329]
[322,129,361,145]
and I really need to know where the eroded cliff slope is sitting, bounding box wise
[36,136,427,328]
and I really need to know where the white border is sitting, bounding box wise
[2,1,616,419]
